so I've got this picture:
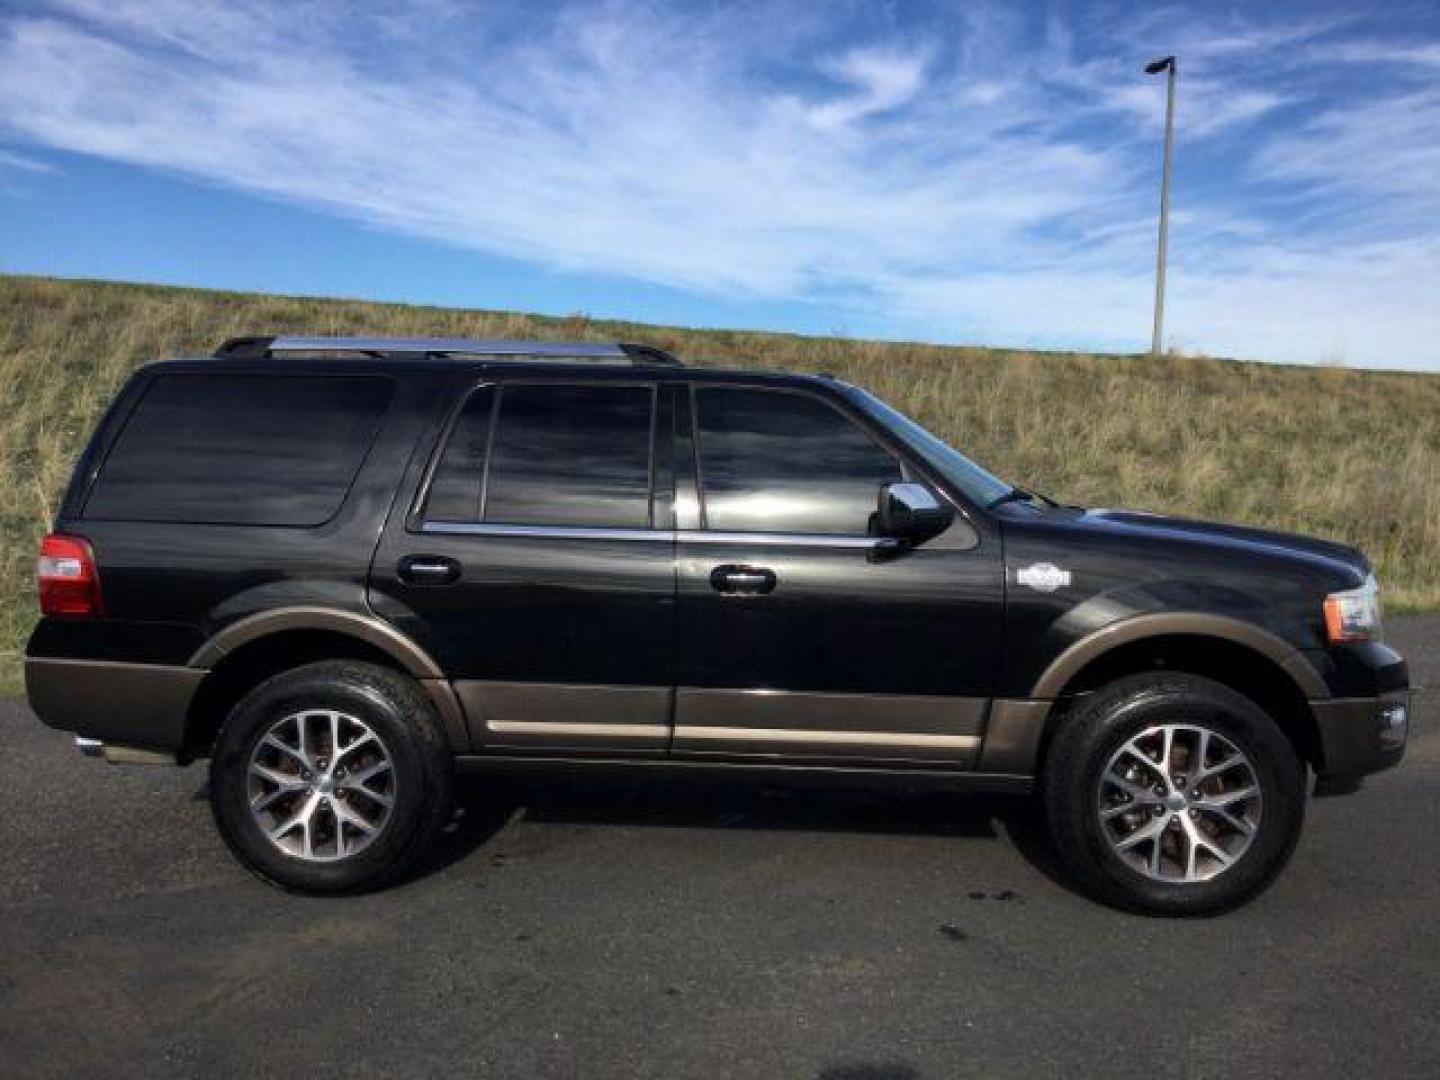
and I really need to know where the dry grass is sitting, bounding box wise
[3,274,1438,693]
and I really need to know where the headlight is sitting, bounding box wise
[1324,573,1382,644]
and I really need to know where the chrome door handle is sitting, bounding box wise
[397,555,462,585]
[709,564,777,595]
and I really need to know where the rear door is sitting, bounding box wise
[370,377,676,754]
[673,381,1004,767]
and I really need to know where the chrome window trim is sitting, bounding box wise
[421,522,670,542]
[677,530,879,549]
[417,521,884,548]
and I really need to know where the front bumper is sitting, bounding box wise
[1310,689,1410,781]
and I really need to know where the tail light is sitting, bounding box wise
[38,533,104,617]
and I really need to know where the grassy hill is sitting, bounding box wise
[2,274,1438,693]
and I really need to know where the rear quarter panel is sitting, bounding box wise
[26,363,457,666]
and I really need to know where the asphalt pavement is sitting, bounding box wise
[3,618,1438,1080]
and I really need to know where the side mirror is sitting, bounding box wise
[875,482,954,545]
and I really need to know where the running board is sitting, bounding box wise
[454,754,1033,794]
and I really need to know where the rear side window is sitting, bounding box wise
[424,386,496,523]
[694,386,903,535]
[85,374,392,526]
[424,383,655,528]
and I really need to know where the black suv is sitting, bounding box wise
[26,336,1409,913]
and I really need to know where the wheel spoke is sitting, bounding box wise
[1194,832,1232,870]
[250,762,303,789]
[299,803,316,859]
[336,732,378,763]
[347,759,391,786]
[1199,804,1257,836]
[1201,784,1259,809]
[295,715,313,769]
[250,763,307,813]
[252,788,290,814]
[1195,752,1244,783]
[352,787,393,809]
[1105,771,1161,803]
[262,734,309,769]
[1119,746,1166,785]
[1114,817,1167,852]
[1101,773,1162,821]
[1181,820,1200,879]
[269,793,320,845]
[332,798,378,836]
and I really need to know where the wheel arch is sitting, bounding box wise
[1030,614,1327,773]
[184,608,467,756]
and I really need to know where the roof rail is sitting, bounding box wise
[212,335,682,366]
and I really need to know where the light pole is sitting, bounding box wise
[1145,55,1176,358]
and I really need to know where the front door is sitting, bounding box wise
[371,378,675,754]
[673,383,1003,767]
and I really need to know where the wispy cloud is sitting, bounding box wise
[0,0,1437,368]
[0,148,55,173]
[1253,87,1440,208]
[1312,40,1440,69]
[807,46,932,132]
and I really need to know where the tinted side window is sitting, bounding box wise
[478,384,654,528]
[424,386,496,523]
[695,387,903,535]
[85,374,391,526]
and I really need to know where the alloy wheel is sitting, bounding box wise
[1096,723,1263,883]
[246,709,397,862]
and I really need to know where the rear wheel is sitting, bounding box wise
[210,661,454,894]
[1043,672,1305,915]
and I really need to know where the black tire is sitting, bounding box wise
[1042,672,1305,915]
[210,660,455,894]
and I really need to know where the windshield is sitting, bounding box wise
[843,386,1013,508]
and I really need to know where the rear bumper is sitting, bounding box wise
[25,657,203,752]
[1310,690,1410,781]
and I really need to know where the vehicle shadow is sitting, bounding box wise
[407,771,1078,897]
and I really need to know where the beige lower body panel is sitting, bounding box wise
[454,681,671,752]
[25,657,204,750]
[419,679,472,753]
[976,699,1051,774]
[452,682,1045,773]
[673,688,986,764]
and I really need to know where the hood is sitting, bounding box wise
[1083,508,1371,576]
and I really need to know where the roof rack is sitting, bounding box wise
[212,335,682,366]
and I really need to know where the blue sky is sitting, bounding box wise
[2,1,1439,370]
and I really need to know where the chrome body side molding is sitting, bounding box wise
[455,681,672,752]
[672,688,985,764]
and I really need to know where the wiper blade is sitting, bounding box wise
[986,486,1039,510]
[986,486,1076,511]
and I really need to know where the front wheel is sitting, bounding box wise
[209,661,454,894]
[1043,672,1306,915]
